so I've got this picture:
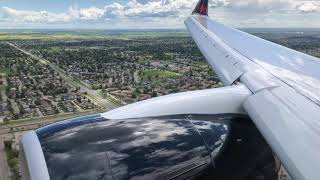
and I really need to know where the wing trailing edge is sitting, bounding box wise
[186,1,320,179]
[192,0,208,16]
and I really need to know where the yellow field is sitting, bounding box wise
[0,34,84,40]
[143,69,182,78]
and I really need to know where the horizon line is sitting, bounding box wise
[1,27,320,31]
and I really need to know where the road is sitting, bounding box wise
[0,109,104,135]
[0,137,10,180]
[0,42,121,179]
[6,42,118,110]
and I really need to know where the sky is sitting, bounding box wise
[0,0,320,29]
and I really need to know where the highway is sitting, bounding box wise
[0,109,105,135]
[6,42,118,110]
[0,42,121,180]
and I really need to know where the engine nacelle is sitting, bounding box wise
[102,84,252,120]
[20,85,280,180]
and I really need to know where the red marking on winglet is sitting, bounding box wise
[199,4,207,14]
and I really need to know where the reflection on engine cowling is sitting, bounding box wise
[35,114,280,180]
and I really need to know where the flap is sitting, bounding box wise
[244,86,320,180]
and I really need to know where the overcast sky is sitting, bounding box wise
[0,0,320,29]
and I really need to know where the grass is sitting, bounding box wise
[4,141,21,180]
[192,61,209,66]
[4,109,103,126]
[0,31,189,40]
[116,31,189,38]
[143,69,181,78]
[0,33,84,40]
[98,89,123,106]
[0,68,12,76]
[73,78,91,89]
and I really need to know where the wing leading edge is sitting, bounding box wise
[186,2,320,180]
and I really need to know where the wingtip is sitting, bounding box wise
[192,0,208,16]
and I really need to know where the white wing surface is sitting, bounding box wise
[185,4,320,180]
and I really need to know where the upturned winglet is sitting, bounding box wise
[192,0,208,16]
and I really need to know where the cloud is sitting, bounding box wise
[105,0,196,18]
[222,0,320,13]
[1,6,105,23]
[0,0,320,27]
[0,0,197,23]
[294,1,320,12]
[1,7,71,23]
[75,7,105,20]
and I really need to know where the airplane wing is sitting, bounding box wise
[185,0,320,179]
[19,1,320,180]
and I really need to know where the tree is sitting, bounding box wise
[151,90,157,97]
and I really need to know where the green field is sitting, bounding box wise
[0,33,84,40]
[0,30,189,40]
[143,69,181,78]
[98,89,123,105]
[115,31,189,38]
[0,68,12,76]
[4,141,20,180]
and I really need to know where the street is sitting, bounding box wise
[5,42,118,110]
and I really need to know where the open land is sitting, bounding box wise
[1,28,320,180]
